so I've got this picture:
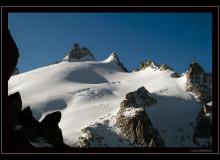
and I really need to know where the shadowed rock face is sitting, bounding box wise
[116,87,165,147]
[159,64,173,71]
[8,30,19,80]
[7,31,23,148]
[185,62,212,104]
[193,102,212,147]
[41,111,61,128]
[185,62,212,147]
[15,108,65,148]
[40,112,64,147]
[187,62,205,78]
[8,92,22,129]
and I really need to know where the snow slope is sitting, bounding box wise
[8,54,201,147]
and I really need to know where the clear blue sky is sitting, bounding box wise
[8,13,212,73]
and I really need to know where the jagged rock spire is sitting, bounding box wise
[187,61,205,79]
[140,60,173,71]
[159,64,173,71]
[63,43,96,62]
[185,61,212,103]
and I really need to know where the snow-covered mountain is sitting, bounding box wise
[8,44,212,148]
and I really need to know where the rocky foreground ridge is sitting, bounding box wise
[7,30,69,151]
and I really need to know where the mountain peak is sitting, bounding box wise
[139,60,174,72]
[104,52,128,72]
[187,61,205,78]
[159,64,173,71]
[186,60,212,103]
[105,52,119,61]
[140,60,160,70]
[110,52,118,58]
[63,43,96,62]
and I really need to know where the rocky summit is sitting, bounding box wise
[140,60,159,70]
[140,60,173,72]
[63,43,96,62]
[185,61,212,104]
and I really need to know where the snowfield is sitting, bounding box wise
[8,54,202,147]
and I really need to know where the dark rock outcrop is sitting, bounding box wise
[116,87,165,147]
[18,107,39,128]
[159,64,173,71]
[41,111,61,128]
[185,61,212,104]
[7,30,69,150]
[120,87,157,109]
[78,127,105,148]
[140,60,173,72]
[193,102,212,147]
[8,92,27,148]
[8,30,19,80]
[8,92,22,129]
[140,60,158,70]
[171,72,181,78]
[40,112,64,147]
[63,43,96,61]
[13,108,66,148]
[186,62,212,147]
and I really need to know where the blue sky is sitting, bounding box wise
[8,13,212,73]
